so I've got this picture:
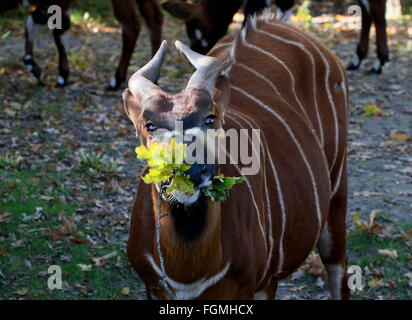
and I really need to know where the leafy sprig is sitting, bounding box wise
[136,138,194,195]
[201,174,245,202]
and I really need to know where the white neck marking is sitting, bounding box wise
[146,254,230,299]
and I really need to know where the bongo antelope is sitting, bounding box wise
[162,0,295,54]
[347,0,389,74]
[2,0,162,89]
[124,11,349,299]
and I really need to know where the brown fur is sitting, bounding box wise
[348,0,389,73]
[126,17,349,299]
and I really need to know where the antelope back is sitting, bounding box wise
[208,14,348,280]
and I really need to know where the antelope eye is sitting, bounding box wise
[204,115,216,126]
[145,123,158,132]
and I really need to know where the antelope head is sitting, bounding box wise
[123,40,230,205]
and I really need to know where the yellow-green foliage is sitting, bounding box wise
[296,0,312,27]
[136,138,194,195]
[136,139,245,201]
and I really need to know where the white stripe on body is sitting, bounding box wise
[269,22,340,173]
[252,24,325,146]
[230,84,323,241]
[226,109,287,277]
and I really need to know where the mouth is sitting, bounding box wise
[171,188,201,205]
[165,175,212,206]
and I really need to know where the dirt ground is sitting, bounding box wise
[0,7,411,300]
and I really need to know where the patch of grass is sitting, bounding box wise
[0,166,143,300]
[77,151,121,178]
[347,229,412,299]
[168,65,193,79]
[0,154,23,169]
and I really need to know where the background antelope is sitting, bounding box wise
[124,11,349,299]
[347,0,389,74]
[162,0,295,54]
[2,0,162,89]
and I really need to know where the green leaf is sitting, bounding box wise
[135,145,151,160]
[362,105,382,117]
[170,174,194,195]
[1,31,11,40]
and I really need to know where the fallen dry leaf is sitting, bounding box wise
[304,252,325,277]
[121,287,131,296]
[390,130,409,142]
[368,278,385,289]
[0,250,10,257]
[50,215,77,241]
[377,249,398,259]
[69,237,89,244]
[0,213,11,223]
[402,230,412,240]
[13,287,28,296]
[77,264,92,271]
[92,251,117,266]
[290,285,306,292]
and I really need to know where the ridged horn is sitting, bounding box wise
[128,40,168,100]
[175,40,222,95]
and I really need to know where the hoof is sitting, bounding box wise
[55,76,67,88]
[106,84,119,91]
[368,67,382,75]
[31,65,42,79]
[106,77,124,91]
[368,59,385,75]
[23,57,42,79]
[346,63,360,71]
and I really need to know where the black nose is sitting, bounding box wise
[184,164,208,186]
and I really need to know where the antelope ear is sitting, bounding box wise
[123,89,142,134]
[214,76,230,107]
[162,0,200,21]
[213,76,230,126]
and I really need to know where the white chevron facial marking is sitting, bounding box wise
[146,254,230,300]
